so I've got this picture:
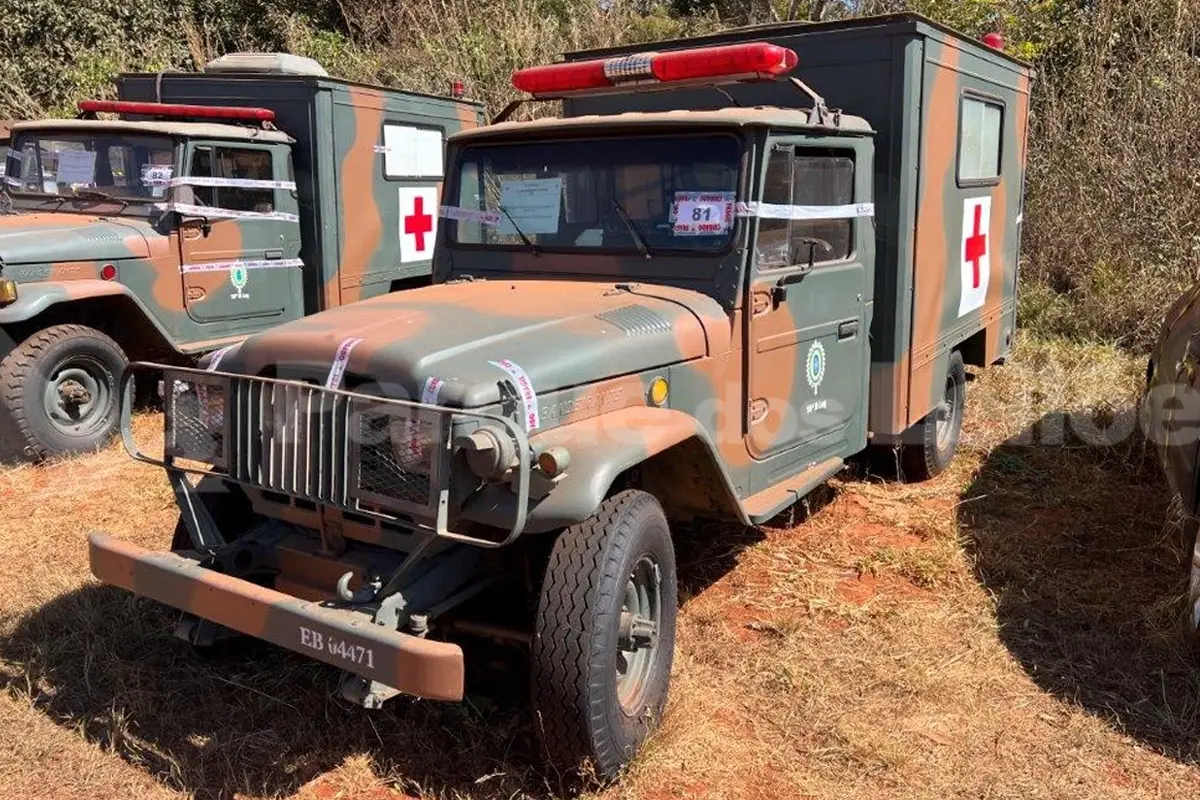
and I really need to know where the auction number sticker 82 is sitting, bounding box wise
[299,625,375,669]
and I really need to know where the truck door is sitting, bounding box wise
[746,139,873,463]
[177,141,304,326]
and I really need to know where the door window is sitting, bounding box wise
[756,147,854,270]
[189,146,276,212]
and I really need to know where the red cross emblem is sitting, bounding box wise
[404,196,434,252]
[964,203,988,288]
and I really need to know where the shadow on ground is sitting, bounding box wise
[960,412,1200,764]
[0,516,768,800]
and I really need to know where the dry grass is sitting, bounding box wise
[1,335,1199,799]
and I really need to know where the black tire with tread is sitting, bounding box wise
[531,489,677,783]
[901,350,966,481]
[0,324,127,461]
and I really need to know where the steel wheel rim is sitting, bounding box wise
[616,554,661,716]
[935,374,959,451]
[43,356,110,436]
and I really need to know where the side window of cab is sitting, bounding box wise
[188,146,276,213]
[756,146,855,270]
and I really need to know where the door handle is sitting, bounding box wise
[265,249,284,260]
[838,320,859,340]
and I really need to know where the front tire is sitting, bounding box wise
[901,350,966,481]
[531,489,678,783]
[0,324,127,461]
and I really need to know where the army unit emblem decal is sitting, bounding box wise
[230,265,249,299]
[806,341,826,395]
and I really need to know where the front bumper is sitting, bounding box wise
[88,532,465,701]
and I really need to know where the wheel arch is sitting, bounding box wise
[0,282,177,361]
[518,406,748,533]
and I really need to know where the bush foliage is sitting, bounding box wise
[2,0,1197,351]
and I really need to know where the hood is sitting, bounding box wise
[0,213,154,268]
[225,280,731,409]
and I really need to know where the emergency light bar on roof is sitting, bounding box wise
[77,99,276,124]
[511,42,799,98]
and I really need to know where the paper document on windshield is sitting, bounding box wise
[498,178,562,235]
[55,150,97,185]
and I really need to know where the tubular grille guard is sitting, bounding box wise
[121,362,532,547]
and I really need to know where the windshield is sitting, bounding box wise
[4,131,175,201]
[448,134,742,254]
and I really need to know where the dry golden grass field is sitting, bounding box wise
[2,336,1199,800]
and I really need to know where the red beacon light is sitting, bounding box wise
[77,99,276,124]
[981,32,1006,51]
[511,42,799,98]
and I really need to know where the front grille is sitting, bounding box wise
[164,374,228,468]
[217,377,446,518]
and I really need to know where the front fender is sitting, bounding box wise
[0,280,177,347]
[460,406,746,534]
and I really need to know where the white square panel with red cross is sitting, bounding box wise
[398,186,439,263]
[958,195,991,318]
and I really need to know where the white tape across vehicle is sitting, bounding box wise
[180,258,304,274]
[439,205,502,226]
[489,359,539,432]
[156,201,300,223]
[326,338,365,390]
[205,345,237,372]
[144,175,298,190]
[735,202,875,220]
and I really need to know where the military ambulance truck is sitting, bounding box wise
[0,53,481,460]
[90,15,1031,781]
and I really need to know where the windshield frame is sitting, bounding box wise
[444,128,749,259]
[3,126,181,206]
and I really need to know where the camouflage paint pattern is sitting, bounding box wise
[89,532,465,700]
[92,16,1031,701]
[1,74,482,357]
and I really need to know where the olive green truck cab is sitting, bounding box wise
[90,15,1031,781]
[0,53,481,460]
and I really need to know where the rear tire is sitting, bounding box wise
[1183,518,1200,657]
[531,489,677,783]
[0,324,127,461]
[901,351,966,481]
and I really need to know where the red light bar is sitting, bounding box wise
[77,99,276,123]
[511,41,798,98]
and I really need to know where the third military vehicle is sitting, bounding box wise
[91,14,1031,781]
[0,53,480,459]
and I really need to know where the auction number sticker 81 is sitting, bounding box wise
[672,191,734,236]
[299,625,376,669]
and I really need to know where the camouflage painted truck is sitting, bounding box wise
[90,14,1031,780]
[0,53,481,459]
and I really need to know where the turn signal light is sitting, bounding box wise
[649,377,669,406]
[0,280,17,305]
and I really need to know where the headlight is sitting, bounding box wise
[163,371,229,466]
[454,425,517,479]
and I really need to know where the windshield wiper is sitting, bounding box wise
[612,198,653,259]
[71,188,130,211]
[496,205,539,256]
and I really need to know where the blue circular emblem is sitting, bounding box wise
[806,341,826,395]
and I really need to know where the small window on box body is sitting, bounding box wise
[959,96,1004,184]
[756,147,855,270]
[382,124,444,179]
